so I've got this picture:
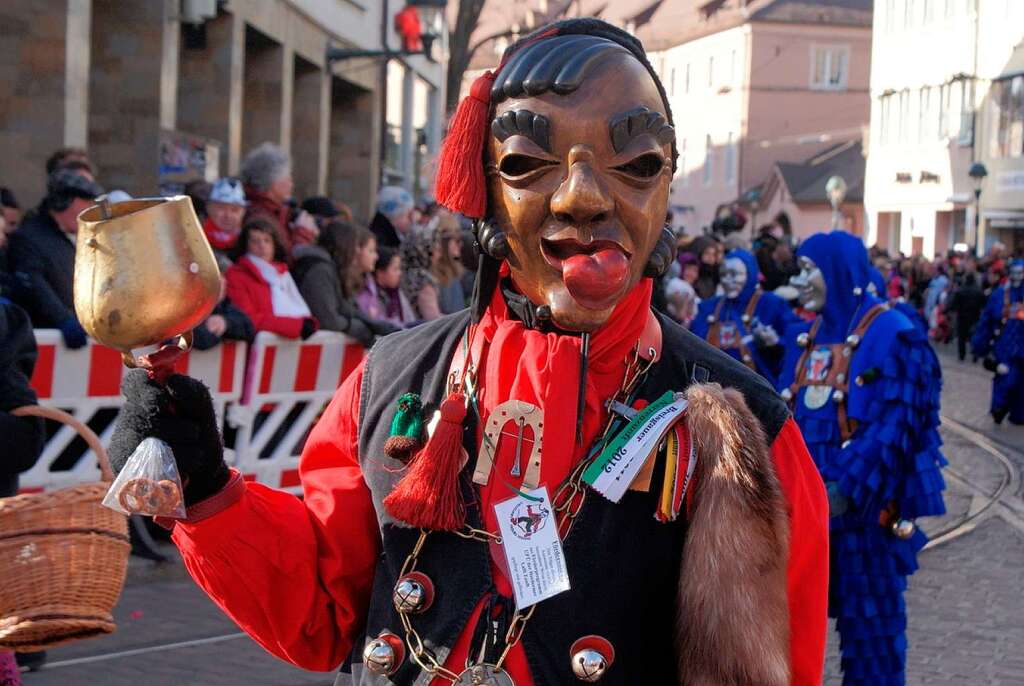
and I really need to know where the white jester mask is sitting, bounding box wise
[790,256,827,312]
[719,257,748,300]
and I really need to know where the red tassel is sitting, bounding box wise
[435,72,495,219]
[384,393,468,531]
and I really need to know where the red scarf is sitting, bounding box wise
[440,277,653,684]
[474,278,653,488]
[203,216,238,251]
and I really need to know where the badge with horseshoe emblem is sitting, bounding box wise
[474,400,543,489]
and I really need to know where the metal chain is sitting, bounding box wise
[394,341,653,682]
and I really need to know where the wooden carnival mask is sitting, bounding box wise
[484,35,676,332]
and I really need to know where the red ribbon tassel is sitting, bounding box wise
[434,71,495,219]
[384,392,468,531]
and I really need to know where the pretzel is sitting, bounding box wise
[117,477,183,516]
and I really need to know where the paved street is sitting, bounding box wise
[20,345,1024,686]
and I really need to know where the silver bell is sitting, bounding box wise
[832,389,845,403]
[780,388,793,401]
[707,314,717,324]
[742,354,753,364]
[741,314,751,324]
[891,519,916,540]
[836,373,846,383]
[797,332,810,348]
[853,286,863,296]
[363,632,404,676]
[841,439,851,449]
[846,334,861,348]
[572,649,609,682]
[393,572,434,614]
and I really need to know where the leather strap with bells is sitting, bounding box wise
[475,400,544,489]
[705,290,761,371]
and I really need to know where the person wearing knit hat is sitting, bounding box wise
[106,18,828,686]
[7,169,103,347]
[0,187,21,227]
[370,185,415,249]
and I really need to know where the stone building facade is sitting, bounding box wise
[0,0,446,223]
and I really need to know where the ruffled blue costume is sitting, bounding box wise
[780,232,947,686]
[971,259,1024,423]
[691,249,797,387]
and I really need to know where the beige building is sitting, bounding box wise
[0,0,447,222]
[864,0,1024,257]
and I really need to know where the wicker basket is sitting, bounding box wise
[0,405,130,652]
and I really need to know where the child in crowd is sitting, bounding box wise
[357,246,416,327]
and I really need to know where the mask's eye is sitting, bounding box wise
[613,153,664,178]
[499,154,555,178]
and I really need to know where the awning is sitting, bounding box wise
[983,209,1024,228]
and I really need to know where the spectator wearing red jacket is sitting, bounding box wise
[225,217,317,340]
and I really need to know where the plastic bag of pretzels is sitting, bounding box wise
[102,437,186,519]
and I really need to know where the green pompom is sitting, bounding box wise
[384,393,424,460]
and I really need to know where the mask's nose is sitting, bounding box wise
[549,146,614,227]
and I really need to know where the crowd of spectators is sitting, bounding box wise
[0,142,478,357]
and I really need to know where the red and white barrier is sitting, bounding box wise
[232,331,365,492]
[18,329,363,496]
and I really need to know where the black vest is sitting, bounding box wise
[345,310,788,685]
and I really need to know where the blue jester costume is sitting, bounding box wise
[691,249,797,387]
[779,232,946,686]
[971,258,1024,424]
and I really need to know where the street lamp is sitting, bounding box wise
[327,0,447,63]
[968,161,988,255]
[826,175,848,231]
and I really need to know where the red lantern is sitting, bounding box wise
[395,5,423,52]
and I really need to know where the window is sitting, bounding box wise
[923,0,934,22]
[703,135,713,185]
[810,46,850,91]
[898,89,911,142]
[880,94,892,145]
[708,56,714,87]
[685,63,691,93]
[990,75,1024,158]
[679,139,688,186]
[918,87,932,142]
[944,0,955,17]
[904,0,914,28]
[670,67,676,96]
[724,132,736,184]
[885,0,895,32]
[958,78,974,145]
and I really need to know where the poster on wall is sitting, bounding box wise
[158,130,220,196]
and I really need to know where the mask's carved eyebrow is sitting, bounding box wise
[609,106,675,154]
[491,109,552,152]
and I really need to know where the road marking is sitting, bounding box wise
[39,632,247,669]
[925,416,1023,548]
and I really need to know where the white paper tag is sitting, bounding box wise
[589,396,688,503]
[494,486,570,610]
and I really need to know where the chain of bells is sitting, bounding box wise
[362,346,656,685]
[779,325,917,542]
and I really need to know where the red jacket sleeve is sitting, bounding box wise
[770,417,830,686]
[171,363,380,671]
[226,266,306,339]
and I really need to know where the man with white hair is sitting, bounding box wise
[369,185,415,249]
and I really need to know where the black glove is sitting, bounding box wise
[300,317,318,340]
[58,317,88,349]
[345,317,375,348]
[109,370,229,506]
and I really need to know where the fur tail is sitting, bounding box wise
[677,383,791,686]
